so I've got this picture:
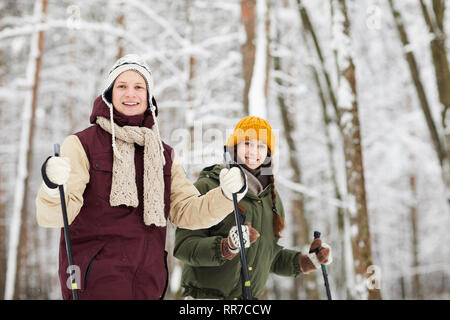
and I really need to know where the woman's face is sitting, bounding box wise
[112,70,148,116]
[236,139,268,170]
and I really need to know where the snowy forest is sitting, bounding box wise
[0,0,449,300]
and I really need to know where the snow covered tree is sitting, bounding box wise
[331,0,380,300]
[388,0,450,204]
[241,0,256,116]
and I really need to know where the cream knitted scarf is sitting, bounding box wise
[96,116,166,227]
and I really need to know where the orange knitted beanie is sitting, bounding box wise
[226,116,276,154]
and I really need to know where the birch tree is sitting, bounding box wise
[5,0,47,300]
[331,0,380,300]
[241,0,256,115]
[0,8,5,299]
[248,0,269,118]
[0,196,4,299]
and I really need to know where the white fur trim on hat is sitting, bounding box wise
[104,65,153,100]
[103,54,154,103]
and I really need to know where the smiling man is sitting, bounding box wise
[112,71,148,116]
[35,54,248,300]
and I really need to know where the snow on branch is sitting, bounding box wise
[277,175,354,210]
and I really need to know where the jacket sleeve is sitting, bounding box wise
[35,135,90,228]
[173,227,227,267]
[173,174,231,267]
[270,247,302,277]
[168,153,234,229]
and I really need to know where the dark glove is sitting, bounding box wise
[298,238,332,274]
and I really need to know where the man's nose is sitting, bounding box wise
[125,88,137,97]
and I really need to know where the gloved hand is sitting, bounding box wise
[220,222,260,260]
[41,156,71,198]
[298,238,332,274]
[219,166,248,202]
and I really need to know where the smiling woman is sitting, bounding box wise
[174,116,333,300]
[112,71,148,116]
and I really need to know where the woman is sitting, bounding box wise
[36,54,247,300]
[174,116,332,299]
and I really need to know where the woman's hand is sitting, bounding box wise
[298,238,332,274]
[220,222,260,260]
[219,167,248,201]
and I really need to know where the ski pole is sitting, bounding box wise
[310,231,332,300]
[54,144,79,300]
[223,146,253,300]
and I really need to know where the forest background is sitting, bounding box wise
[0,0,449,300]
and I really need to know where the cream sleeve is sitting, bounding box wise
[36,135,90,228]
[168,152,233,230]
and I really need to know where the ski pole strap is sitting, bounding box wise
[41,156,59,189]
[223,146,248,194]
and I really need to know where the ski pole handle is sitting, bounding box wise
[224,146,232,169]
[312,230,332,300]
[54,144,60,157]
[310,230,322,254]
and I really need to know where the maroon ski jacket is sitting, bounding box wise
[58,96,173,300]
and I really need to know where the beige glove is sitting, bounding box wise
[46,157,71,185]
[219,167,248,201]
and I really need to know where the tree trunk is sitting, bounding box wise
[296,1,349,299]
[388,0,448,203]
[273,45,319,299]
[248,0,269,118]
[419,0,450,203]
[0,14,6,299]
[241,0,256,116]
[5,0,47,300]
[409,172,422,299]
[332,0,381,300]
[184,0,196,175]
[116,3,125,60]
[0,191,5,300]
[296,0,339,119]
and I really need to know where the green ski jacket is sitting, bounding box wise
[174,164,302,299]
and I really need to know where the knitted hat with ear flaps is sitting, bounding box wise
[102,53,154,108]
[100,54,164,161]
[226,116,276,154]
